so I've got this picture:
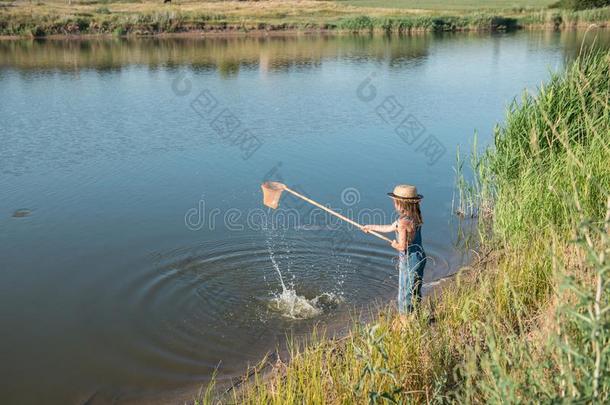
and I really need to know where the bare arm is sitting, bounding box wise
[391,219,408,252]
[362,221,396,234]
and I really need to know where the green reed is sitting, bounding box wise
[453,45,610,403]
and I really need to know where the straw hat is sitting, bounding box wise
[387,184,423,201]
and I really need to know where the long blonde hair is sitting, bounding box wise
[394,199,423,240]
[395,199,423,224]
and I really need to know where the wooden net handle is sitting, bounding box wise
[283,187,393,244]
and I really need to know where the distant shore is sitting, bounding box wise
[0,24,609,41]
[1,0,609,39]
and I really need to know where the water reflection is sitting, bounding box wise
[0,34,431,73]
[0,30,608,76]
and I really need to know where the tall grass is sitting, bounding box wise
[338,14,522,32]
[199,48,610,403]
[454,46,610,401]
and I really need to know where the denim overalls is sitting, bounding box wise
[396,216,426,313]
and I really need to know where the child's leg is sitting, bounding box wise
[416,253,427,302]
[408,251,426,308]
[397,255,411,314]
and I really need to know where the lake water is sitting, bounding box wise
[1,30,609,404]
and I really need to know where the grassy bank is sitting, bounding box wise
[0,0,609,37]
[200,47,610,403]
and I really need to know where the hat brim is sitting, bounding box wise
[387,192,423,201]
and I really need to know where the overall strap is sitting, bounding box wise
[396,215,421,247]
[396,215,415,229]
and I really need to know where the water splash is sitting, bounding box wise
[269,289,323,320]
[267,238,288,292]
[265,235,342,320]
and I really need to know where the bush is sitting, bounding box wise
[75,17,90,31]
[338,15,374,31]
[29,25,46,37]
[113,26,126,36]
[553,0,610,10]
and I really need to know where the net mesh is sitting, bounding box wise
[261,181,285,209]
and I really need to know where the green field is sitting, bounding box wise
[338,0,557,10]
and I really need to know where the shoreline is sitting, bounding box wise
[204,254,476,403]
[211,264,478,404]
[0,23,608,41]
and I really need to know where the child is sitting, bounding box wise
[363,185,426,313]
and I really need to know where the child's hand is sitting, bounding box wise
[362,225,371,233]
